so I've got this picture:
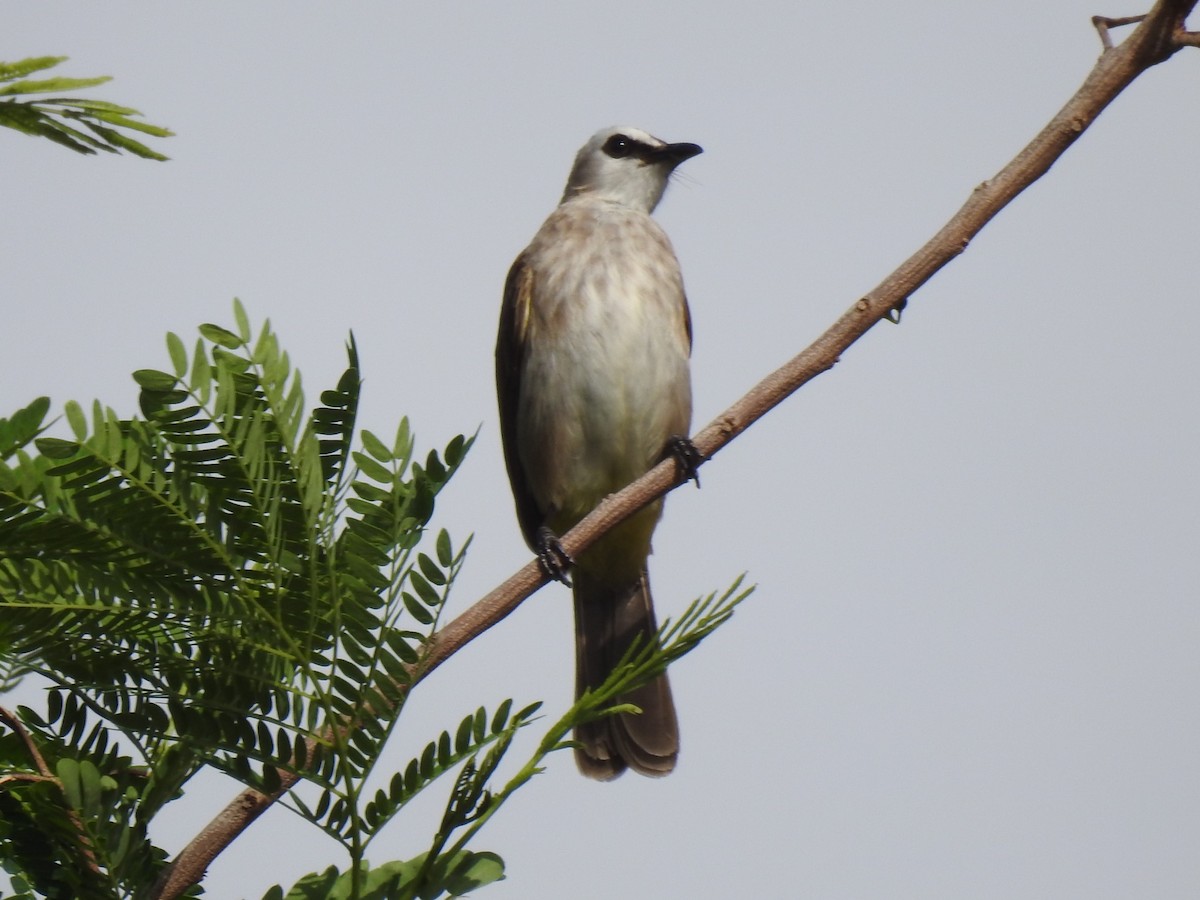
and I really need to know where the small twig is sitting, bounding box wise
[1093,14,1148,49]
[0,773,59,788]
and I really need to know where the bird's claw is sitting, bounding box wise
[536,526,574,585]
[667,435,706,488]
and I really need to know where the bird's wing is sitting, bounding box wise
[681,291,693,353]
[495,252,544,547]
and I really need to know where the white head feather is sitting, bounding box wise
[560,125,702,213]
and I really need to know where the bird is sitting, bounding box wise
[495,125,702,779]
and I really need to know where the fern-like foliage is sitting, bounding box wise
[0,302,491,896]
[0,56,172,159]
[426,578,754,864]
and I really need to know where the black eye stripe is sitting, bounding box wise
[602,134,654,160]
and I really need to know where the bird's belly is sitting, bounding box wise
[518,291,691,532]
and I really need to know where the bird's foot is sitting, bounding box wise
[536,526,574,586]
[666,435,706,488]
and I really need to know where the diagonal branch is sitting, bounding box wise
[422,0,1200,678]
[151,4,1198,897]
[0,706,53,777]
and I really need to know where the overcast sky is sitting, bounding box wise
[4,3,1199,898]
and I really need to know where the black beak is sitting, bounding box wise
[653,141,703,166]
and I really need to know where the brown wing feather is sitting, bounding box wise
[495,254,544,548]
[681,293,693,352]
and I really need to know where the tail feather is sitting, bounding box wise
[573,567,679,780]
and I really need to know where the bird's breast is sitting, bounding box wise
[516,202,693,529]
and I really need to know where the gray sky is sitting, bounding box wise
[4,3,1199,898]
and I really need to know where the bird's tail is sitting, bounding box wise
[572,566,679,779]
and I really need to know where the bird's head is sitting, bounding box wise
[560,126,702,213]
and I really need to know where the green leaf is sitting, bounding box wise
[78,106,173,137]
[490,700,513,734]
[77,759,103,817]
[64,399,87,440]
[0,76,111,97]
[132,369,179,390]
[34,436,78,459]
[0,395,52,458]
[360,429,393,463]
[56,758,82,809]
[435,529,452,567]
[409,571,441,608]
[402,591,435,625]
[444,850,505,894]
[453,716,473,755]
[233,298,252,341]
[353,451,393,485]
[198,323,244,349]
[443,433,469,468]
[40,97,138,114]
[79,119,168,160]
[166,332,188,377]
[392,417,412,459]
[417,553,445,586]
[0,56,69,82]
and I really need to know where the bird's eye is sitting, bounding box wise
[602,134,635,159]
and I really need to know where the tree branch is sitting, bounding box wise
[152,4,1198,897]
[0,706,102,876]
[0,706,52,777]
